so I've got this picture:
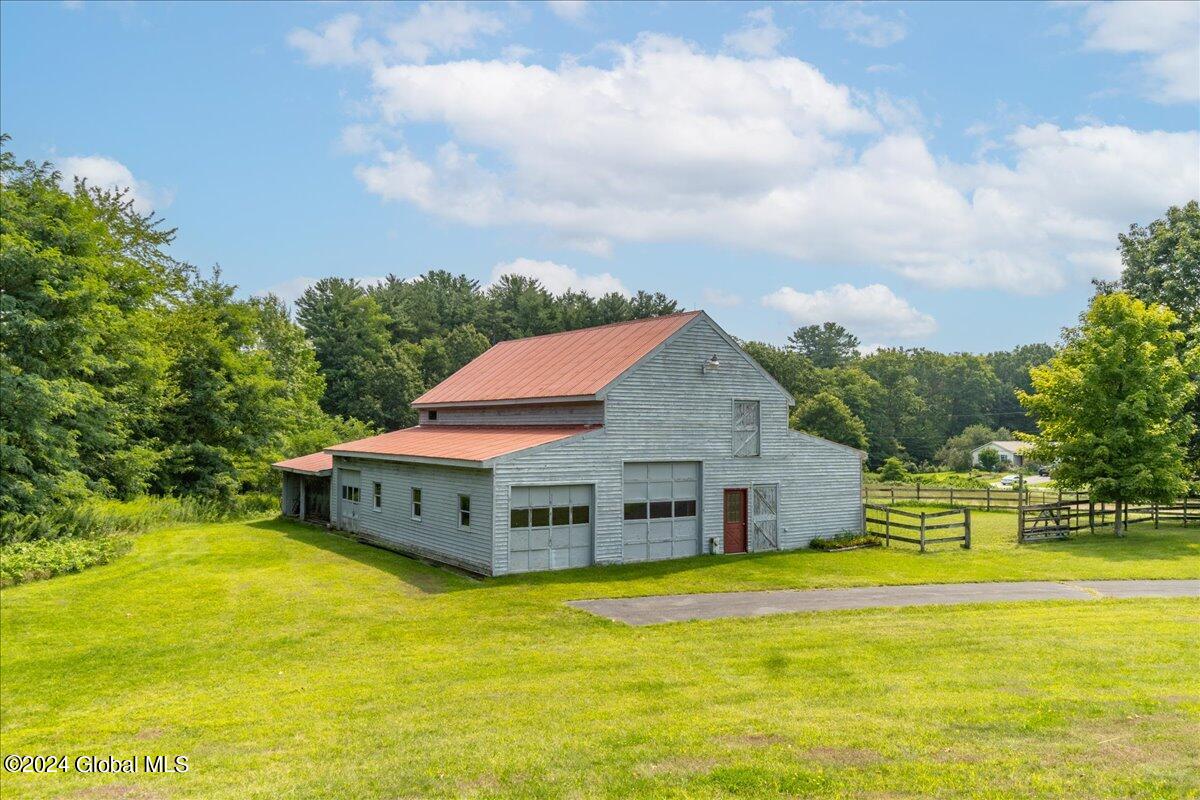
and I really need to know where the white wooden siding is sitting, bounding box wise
[490,316,863,575]
[332,455,493,574]
[419,402,603,427]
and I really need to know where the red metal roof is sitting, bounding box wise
[272,452,333,475]
[413,311,701,406]
[326,425,597,463]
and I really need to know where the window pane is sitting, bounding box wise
[673,500,696,518]
[571,505,590,524]
[460,495,470,512]
[412,488,421,502]
[531,507,550,527]
[623,502,647,521]
[460,512,470,527]
[510,508,530,528]
[552,506,569,526]
[649,501,672,519]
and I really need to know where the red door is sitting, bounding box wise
[723,489,747,554]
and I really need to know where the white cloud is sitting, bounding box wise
[287,3,504,67]
[255,275,388,307]
[1076,0,1199,103]
[762,284,936,341]
[701,288,743,308]
[866,63,902,74]
[297,27,1197,296]
[723,7,787,58]
[57,155,167,213]
[62,0,84,9]
[546,0,588,23]
[821,3,907,48]
[490,258,628,296]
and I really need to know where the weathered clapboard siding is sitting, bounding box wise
[333,455,493,574]
[419,402,603,426]
[491,316,863,574]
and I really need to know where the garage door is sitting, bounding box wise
[622,462,700,562]
[508,485,593,573]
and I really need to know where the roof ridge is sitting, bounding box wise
[490,309,700,347]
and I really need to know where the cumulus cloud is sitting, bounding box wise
[490,258,628,296]
[287,3,504,67]
[546,0,588,23]
[701,288,743,308]
[723,7,787,58]
[1076,0,1199,103]
[762,284,936,341]
[296,24,1198,296]
[821,3,907,48]
[57,155,168,213]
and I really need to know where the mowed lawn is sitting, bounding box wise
[2,511,1198,799]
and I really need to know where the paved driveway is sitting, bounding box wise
[567,579,1200,626]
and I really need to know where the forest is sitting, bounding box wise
[2,138,1197,540]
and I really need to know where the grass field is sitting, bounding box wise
[1,511,1197,799]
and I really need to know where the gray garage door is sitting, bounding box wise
[508,485,593,573]
[622,462,700,562]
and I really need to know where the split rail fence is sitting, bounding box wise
[863,503,971,552]
[1018,497,1200,543]
[863,483,1086,511]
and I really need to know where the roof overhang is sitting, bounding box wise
[274,466,332,476]
[412,395,598,410]
[326,451,490,469]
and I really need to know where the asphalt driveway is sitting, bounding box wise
[567,579,1200,626]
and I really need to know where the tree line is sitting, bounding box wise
[3,133,1194,533]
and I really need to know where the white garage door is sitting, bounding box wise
[622,462,700,562]
[508,485,593,573]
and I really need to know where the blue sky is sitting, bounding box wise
[3,1,1197,352]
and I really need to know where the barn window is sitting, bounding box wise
[459,495,471,528]
[341,485,361,502]
[571,505,590,524]
[411,488,422,520]
[510,508,530,528]
[733,400,760,457]
[648,501,673,519]
[530,507,550,527]
[673,500,696,518]
[623,502,648,521]
[372,482,382,510]
[552,506,569,526]
[428,410,438,421]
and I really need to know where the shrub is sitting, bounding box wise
[810,532,881,551]
[1,536,133,587]
[878,457,908,483]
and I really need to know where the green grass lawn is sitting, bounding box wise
[2,511,1197,799]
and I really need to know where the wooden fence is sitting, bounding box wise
[863,483,1087,511]
[1018,497,1199,543]
[863,503,971,552]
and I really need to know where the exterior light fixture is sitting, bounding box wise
[702,354,720,374]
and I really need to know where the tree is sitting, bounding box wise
[984,343,1057,433]
[787,322,859,368]
[790,391,868,450]
[976,448,1001,472]
[936,424,1012,471]
[1,140,184,517]
[1018,293,1196,534]
[741,341,818,398]
[878,456,908,483]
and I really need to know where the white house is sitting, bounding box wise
[274,311,865,575]
[971,440,1033,468]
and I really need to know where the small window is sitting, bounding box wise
[673,499,696,518]
[571,505,590,524]
[733,400,760,457]
[372,482,382,510]
[530,507,550,528]
[552,506,570,526]
[510,508,530,528]
[344,485,360,503]
[428,410,438,421]
[649,501,673,519]
[623,502,647,521]
[411,487,422,520]
[458,495,471,528]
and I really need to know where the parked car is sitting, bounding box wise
[1037,465,1052,477]
[999,474,1021,487]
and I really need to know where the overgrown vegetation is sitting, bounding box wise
[0,536,132,587]
[809,531,880,551]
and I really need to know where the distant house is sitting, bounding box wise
[274,311,865,576]
[971,440,1033,468]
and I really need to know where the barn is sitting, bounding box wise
[274,310,865,575]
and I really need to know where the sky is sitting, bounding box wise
[2,0,1198,353]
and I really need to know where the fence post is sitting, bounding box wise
[884,506,891,547]
[986,486,991,511]
[1018,502,1025,544]
[963,508,971,550]
[1185,497,1190,527]
[1089,501,1095,533]
[916,482,921,501]
[890,486,895,504]
[919,512,926,553]
[949,487,955,506]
